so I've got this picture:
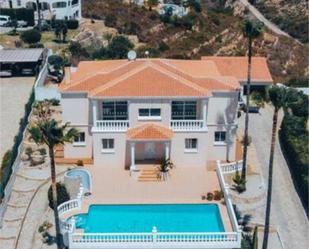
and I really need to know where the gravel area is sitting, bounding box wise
[238,105,309,249]
[0,77,35,160]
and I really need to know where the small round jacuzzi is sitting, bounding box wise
[64,169,92,198]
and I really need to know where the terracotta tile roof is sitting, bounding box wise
[127,123,173,141]
[59,58,246,97]
[202,56,273,83]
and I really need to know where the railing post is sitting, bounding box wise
[152,226,157,243]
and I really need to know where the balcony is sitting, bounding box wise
[92,120,129,132]
[170,120,207,132]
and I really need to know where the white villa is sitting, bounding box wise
[56,56,272,249]
[59,57,272,169]
[0,0,81,20]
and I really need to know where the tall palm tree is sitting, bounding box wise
[241,19,264,187]
[28,109,78,249]
[262,86,298,249]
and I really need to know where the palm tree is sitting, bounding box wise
[158,158,174,181]
[28,107,78,249]
[262,86,298,249]
[241,19,264,187]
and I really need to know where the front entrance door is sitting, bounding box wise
[144,142,156,160]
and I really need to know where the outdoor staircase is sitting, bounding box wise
[138,168,160,182]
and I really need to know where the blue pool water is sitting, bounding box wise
[72,204,225,233]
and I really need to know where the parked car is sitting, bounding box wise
[0,15,11,27]
[17,20,28,27]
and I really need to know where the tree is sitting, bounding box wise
[241,19,264,188]
[36,0,42,32]
[261,86,298,249]
[48,182,70,209]
[158,158,174,181]
[107,35,134,59]
[28,101,78,249]
[48,55,64,81]
[20,29,41,44]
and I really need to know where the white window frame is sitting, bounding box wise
[73,132,86,146]
[214,131,226,145]
[101,138,115,153]
[138,108,161,120]
[184,138,198,153]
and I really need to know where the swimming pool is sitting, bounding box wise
[70,204,225,233]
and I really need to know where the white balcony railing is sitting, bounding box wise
[92,120,129,132]
[170,120,207,131]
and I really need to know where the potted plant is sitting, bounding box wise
[158,158,174,181]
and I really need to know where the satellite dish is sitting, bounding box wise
[127,50,137,61]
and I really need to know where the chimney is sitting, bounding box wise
[64,67,71,85]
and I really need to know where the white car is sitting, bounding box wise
[0,15,11,27]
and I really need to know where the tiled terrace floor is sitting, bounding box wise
[65,165,233,232]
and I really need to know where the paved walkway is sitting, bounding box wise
[0,77,35,160]
[0,157,69,249]
[239,105,308,249]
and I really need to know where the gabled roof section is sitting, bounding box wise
[91,61,210,98]
[59,58,243,97]
[127,123,173,141]
[202,56,273,83]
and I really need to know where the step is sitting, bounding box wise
[139,176,158,179]
[138,178,160,182]
[140,171,158,175]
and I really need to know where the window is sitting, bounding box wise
[138,108,161,119]
[52,1,67,8]
[102,139,114,152]
[214,131,226,143]
[102,101,128,120]
[172,101,197,120]
[17,0,21,6]
[72,0,79,5]
[74,132,85,145]
[185,138,198,152]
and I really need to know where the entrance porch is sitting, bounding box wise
[126,123,173,171]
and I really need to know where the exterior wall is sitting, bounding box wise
[61,93,92,158]
[97,98,203,126]
[205,91,238,161]
[171,132,208,167]
[61,91,239,165]
[92,132,127,168]
[64,125,93,158]
[0,0,81,20]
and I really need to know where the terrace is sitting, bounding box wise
[58,162,242,249]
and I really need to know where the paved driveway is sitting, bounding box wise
[0,77,35,160]
[239,105,308,249]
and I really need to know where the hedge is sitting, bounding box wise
[0,8,34,26]
[48,183,70,209]
[0,90,34,199]
[49,19,79,29]
[279,114,308,211]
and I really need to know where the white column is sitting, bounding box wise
[165,142,170,160]
[202,99,207,126]
[92,99,97,126]
[130,142,136,171]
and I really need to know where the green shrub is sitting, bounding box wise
[107,35,134,59]
[233,170,246,193]
[48,182,70,209]
[20,29,41,44]
[38,148,47,156]
[0,8,34,26]
[105,14,117,27]
[66,19,79,29]
[48,98,60,106]
[279,114,308,210]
